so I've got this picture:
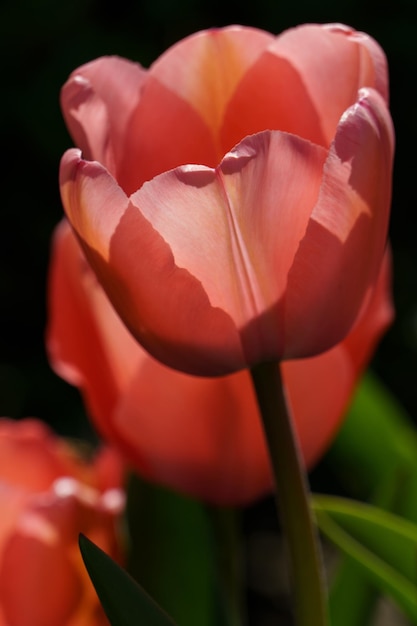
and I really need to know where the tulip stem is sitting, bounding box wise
[251,361,329,626]
[208,506,245,626]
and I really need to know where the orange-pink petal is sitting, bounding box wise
[150,26,274,143]
[342,246,394,371]
[60,148,129,262]
[0,419,71,491]
[283,88,394,359]
[60,152,245,375]
[117,130,326,371]
[118,75,219,194]
[271,24,388,146]
[47,220,141,435]
[221,23,388,153]
[0,419,124,625]
[61,56,147,178]
[0,528,81,626]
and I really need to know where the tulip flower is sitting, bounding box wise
[59,24,394,376]
[0,418,125,626]
[47,220,393,505]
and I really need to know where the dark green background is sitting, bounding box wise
[0,0,414,434]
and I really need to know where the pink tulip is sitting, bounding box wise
[0,418,124,626]
[59,24,394,376]
[47,220,393,504]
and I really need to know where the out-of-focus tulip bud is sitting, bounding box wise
[0,418,125,626]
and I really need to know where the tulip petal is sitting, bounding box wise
[272,24,388,146]
[284,247,393,469]
[47,223,151,476]
[114,363,272,504]
[221,41,327,151]
[223,24,388,152]
[283,351,352,468]
[60,150,244,375]
[47,220,141,436]
[119,28,275,194]
[119,76,219,194]
[323,24,389,102]
[342,246,394,372]
[0,527,81,626]
[113,351,354,503]
[150,26,274,142]
[60,148,129,261]
[61,56,147,178]
[284,88,394,358]
[126,130,327,368]
[0,419,72,491]
[0,487,29,550]
[0,420,124,626]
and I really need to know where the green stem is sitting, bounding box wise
[251,361,329,626]
[207,506,245,626]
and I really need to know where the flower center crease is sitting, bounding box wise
[216,169,265,326]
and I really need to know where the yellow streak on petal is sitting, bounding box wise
[152,28,272,138]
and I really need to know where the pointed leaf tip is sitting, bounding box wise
[79,534,177,626]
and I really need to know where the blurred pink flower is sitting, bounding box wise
[47,221,393,504]
[0,418,125,626]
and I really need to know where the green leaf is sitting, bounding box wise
[327,471,409,626]
[312,496,417,622]
[79,534,177,626]
[328,372,417,501]
[328,558,378,626]
[126,475,232,626]
[324,372,417,624]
